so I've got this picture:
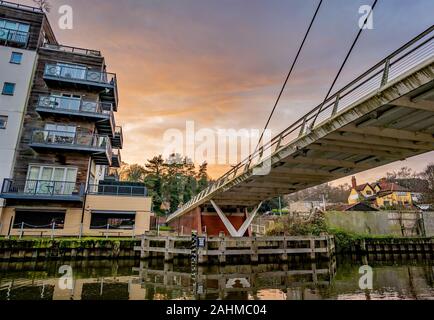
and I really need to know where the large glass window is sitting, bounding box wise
[25,165,78,195]
[90,212,136,230]
[44,123,77,144]
[0,19,30,44]
[13,211,66,229]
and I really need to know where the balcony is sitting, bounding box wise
[30,130,113,166]
[0,27,29,47]
[43,64,118,110]
[87,183,148,197]
[42,43,101,57]
[112,126,123,149]
[0,179,85,202]
[111,149,122,168]
[36,96,115,137]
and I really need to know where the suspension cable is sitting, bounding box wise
[254,0,323,152]
[311,0,379,128]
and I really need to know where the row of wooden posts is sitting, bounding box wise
[135,234,336,264]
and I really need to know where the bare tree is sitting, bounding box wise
[33,0,51,12]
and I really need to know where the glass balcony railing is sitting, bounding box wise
[31,130,112,153]
[0,27,29,45]
[0,179,85,201]
[87,184,148,197]
[37,96,114,116]
[44,64,117,87]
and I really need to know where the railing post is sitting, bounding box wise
[51,222,56,240]
[331,93,340,116]
[381,58,391,87]
[106,224,110,239]
[298,117,307,137]
[19,222,24,239]
[79,223,83,239]
[132,224,136,239]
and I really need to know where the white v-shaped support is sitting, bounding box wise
[210,200,263,238]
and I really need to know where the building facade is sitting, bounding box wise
[0,2,152,237]
[348,176,413,209]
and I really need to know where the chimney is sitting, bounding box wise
[352,176,357,189]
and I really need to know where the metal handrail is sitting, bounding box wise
[31,130,112,153]
[0,26,29,45]
[37,96,114,115]
[173,24,434,217]
[0,0,43,13]
[44,64,117,86]
[87,184,148,197]
[42,43,101,57]
[1,179,85,196]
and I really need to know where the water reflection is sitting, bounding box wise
[0,255,433,300]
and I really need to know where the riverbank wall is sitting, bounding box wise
[0,239,141,261]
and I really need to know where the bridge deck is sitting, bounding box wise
[168,26,434,222]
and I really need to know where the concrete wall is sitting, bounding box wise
[324,211,414,236]
[0,46,37,207]
[422,212,434,237]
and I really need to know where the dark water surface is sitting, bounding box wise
[1,256,434,300]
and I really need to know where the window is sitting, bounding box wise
[10,52,23,64]
[0,19,30,44]
[2,82,15,95]
[0,115,7,129]
[90,212,136,230]
[13,211,65,229]
[44,123,77,144]
[25,165,78,195]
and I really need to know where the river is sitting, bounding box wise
[1,256,434,300]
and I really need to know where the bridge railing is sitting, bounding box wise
[173,25,434,218]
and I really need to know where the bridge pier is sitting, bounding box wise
[169,204,258,237]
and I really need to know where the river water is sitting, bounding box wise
[1,256,434,300]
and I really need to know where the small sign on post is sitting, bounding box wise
[197,237,206,248]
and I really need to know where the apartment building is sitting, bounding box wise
[0,1,153,237]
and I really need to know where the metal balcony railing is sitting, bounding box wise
[87,184,148,197]
[0,0,44,13]
[1,179,85,198]
[42,43,102,57]
[170,24,434,219]
[31,130,112,154]
[0,27,29,45]
[44,64,117,87]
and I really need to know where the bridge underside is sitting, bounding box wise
[216,85,434,208]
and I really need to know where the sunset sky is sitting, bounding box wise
[17,0,434,184]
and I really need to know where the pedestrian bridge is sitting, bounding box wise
[167,26,434,237]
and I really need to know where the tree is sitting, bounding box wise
[196,162,209,193]
[144,155,165,214]
[33,0,51,12]
[123,164,146,182]
[421,163,434,204]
